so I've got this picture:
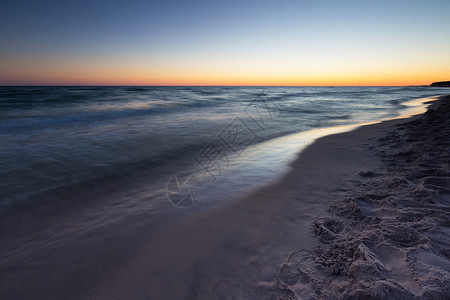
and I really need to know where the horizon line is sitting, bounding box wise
[0,84,432,87]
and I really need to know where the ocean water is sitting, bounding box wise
[0,86,448,211]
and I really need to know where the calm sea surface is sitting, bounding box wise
[0,86,448,210]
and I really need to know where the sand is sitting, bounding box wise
[1,96,449,299]
[86,96,449,299]
[277,96,450,299]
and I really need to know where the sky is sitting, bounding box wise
[1,0,449,86]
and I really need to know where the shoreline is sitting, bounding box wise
[0,94,440,216]
[272,95,450,299]
[91,95,450,299]
[1,95,449,299]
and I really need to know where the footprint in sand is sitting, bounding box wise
[354,243,423,297]
[279,250,315,286]
[312,217,344,244]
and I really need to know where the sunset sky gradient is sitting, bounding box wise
[1,0,449,86]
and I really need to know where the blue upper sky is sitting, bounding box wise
[1,0,449,85]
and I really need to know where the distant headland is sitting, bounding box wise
[430,81,450,87]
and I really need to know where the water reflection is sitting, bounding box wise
[195,96,439,206]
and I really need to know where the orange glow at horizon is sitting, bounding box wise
[1,68,448,86]
[1,51,449,86]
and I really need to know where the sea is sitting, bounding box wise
[0,86,448,214]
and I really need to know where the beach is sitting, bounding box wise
[2,0,450,298]
[273,95,450,299]
[89,95,448,300]
[86,95,450,299]
[1,93,449,299]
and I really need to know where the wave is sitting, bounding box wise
[1,86,447,209]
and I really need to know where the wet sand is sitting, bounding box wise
[86,98,447,299]
[1,96,449,299]
[92,96,449,299]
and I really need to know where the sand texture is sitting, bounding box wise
[275,96,450,299]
